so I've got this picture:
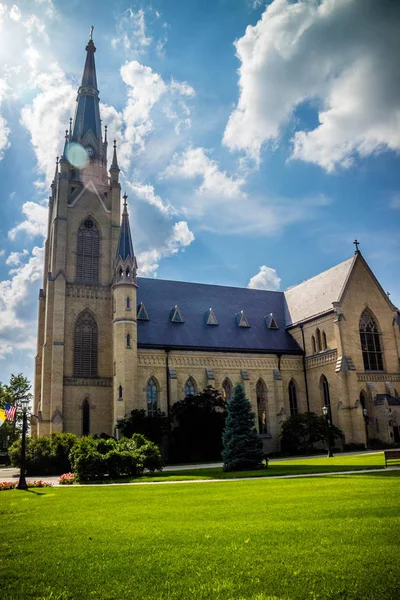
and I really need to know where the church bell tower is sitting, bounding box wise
[33,31,137,437]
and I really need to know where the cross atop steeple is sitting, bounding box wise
[353,239,360,254]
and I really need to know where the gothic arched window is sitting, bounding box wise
[321,375,330,408]
[222,378,232,402]
[126,333,131,348]
[82,399,90,436]
[256,379,268,434]
[185,378,196,397]
[359,310,383,371]
[288,380,298,416]
[147,378,158,417]
[316,328,322,352]
[322,331,327,351]
[312,335,316,354]
[76,218,100,283]
[74,311,98,377]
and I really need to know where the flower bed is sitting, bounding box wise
[0,481,17,491]
[59,472,75,485]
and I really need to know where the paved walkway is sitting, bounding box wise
[2,454,396,488]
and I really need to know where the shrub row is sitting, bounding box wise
[9,433,77,475]
[9,432,163,481]
[69,434,162,481]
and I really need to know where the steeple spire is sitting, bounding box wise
[116,193,135,261]
[71,28,101,145]
[111,139,119,170]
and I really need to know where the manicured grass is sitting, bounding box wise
[125,451,386,483]
[2,470,399,599]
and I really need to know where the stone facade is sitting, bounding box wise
[33,35,400,452]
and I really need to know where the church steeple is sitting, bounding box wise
[71,28,101,146]
[114,194,138,284]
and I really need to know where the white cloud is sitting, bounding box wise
[6,249,29,266]
[126,181,177,216]
[137,221,194,276]
[162,147,246,200]
[0,78,11,160]
[20,67,75,185]
[9,4,21,22]
[112,9,152,54]
[224,0,400,171]
[0,245,44,360]
[8,200,48,240]
[248,265,281,291]
[118,60,195,169]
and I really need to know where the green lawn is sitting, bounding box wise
[125,451,386,483]
[2,470,399,599]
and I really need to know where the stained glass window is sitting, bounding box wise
[359,311,383,371]
[288,380,298,416]
[185,378,196,396]
[76,218,99,283]
[74,312,98,377]
[256,379,267,434]
[147,378,158,417]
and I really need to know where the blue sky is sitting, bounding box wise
[0,0,399,386]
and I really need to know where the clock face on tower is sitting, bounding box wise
[86,146,94,157]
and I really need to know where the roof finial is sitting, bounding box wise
[104,124,108,143]
[89,25,94,41]
[62,129,69,157]
[69,118,72,139]
[123,192,128,213]
[387,291,391,298]
[110,139,120,171]
[353,239,360,254]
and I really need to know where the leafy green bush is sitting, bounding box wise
[69,434,162,481]
[9,433,78,475]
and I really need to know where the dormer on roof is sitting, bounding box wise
[205,308,218,326]
[171,305,184,323]
[137,302,149,321]
[265,313,279,329]
[236,310,250,328]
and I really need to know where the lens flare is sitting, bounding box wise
[66,142,88,168]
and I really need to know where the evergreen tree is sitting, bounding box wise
[222,383,264,472]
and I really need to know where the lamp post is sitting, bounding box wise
[363,407,369,450]
[16,398,30,491]
[322,405,334,458]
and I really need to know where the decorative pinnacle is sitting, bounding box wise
[353,239,360,254]
[113,139,117,149]
[69,118,72,138]
[110,139,120,171]
[89,25,94,41]
[104,124,108,143]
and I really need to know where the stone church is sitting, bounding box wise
[33,35,400,452]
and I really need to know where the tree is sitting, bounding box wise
[170,386,226,463]
[280,412,343,455]
[222,383,264,472]
[0,373,32,445]
[117,408,169,446]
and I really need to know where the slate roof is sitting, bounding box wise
[376,394,400,406]
[136,278,302,354]
[284,256,355,326]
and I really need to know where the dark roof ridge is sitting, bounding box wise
[136,276,284,295]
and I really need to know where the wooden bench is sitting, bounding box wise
[384,449,400,468]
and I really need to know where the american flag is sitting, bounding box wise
[5,404,17,422]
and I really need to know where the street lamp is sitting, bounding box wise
[322,405,334,458]
[363,407,369,450]
[16,398,30,491]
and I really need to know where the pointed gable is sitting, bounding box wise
[206,308,218,326]
[171,305,184,323]
[236,310,250,328]
[284,256,355,326]
[266,313,279,329]
[137,303,149,321]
